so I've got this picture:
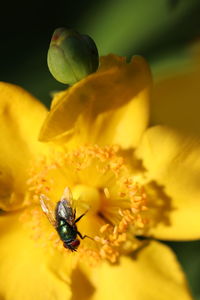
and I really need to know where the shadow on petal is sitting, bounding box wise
[71,267,95,300]
[121,149,174,234]
[144,180,174,230]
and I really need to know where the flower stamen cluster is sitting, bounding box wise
[24,145,149,264]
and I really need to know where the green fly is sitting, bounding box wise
[40,187,89,251]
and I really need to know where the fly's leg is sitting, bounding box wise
[73,208,76,219]
[74,210,88,224]
[77,231,93,240]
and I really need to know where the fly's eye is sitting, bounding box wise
[70,239,80,248]
[63,239,80,251]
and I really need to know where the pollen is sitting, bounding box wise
[103,187,110,199]
[25,144,149,264]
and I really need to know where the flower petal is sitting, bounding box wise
[136,125,200,240]
[85,241,192,300]
[151,53,200,135]
[0,212,72,300]
[0,82,48,210]
[39,54,151,148]
[82,80,150,148]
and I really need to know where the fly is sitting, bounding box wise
[40,187,89,251]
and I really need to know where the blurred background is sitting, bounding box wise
[1,0,200,298]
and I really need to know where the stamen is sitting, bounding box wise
[25,145,149,265]
[103,187,110,199]
[100,223,110,233]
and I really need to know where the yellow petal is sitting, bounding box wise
[151,53,200,135]
[82,241,192,300]
[39,54,151,148]
[81,79,150,148]
[137,125,200,240]
[0,82,48,211]
[0,212,72,300]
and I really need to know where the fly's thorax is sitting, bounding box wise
[56,219,77,242]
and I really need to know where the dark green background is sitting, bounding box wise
[1,0,200,298]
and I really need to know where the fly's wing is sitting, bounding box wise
[40,194,57,227]
[56,187,75,225]
[56,187,90,225]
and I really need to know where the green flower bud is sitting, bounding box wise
[47,28,99,85]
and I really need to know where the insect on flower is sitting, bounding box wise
[40,187,90,251]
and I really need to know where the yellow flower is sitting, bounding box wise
[0,54,197,300]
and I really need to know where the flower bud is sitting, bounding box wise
[47,28,99,85]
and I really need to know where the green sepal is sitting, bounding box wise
[47,28,99,85]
